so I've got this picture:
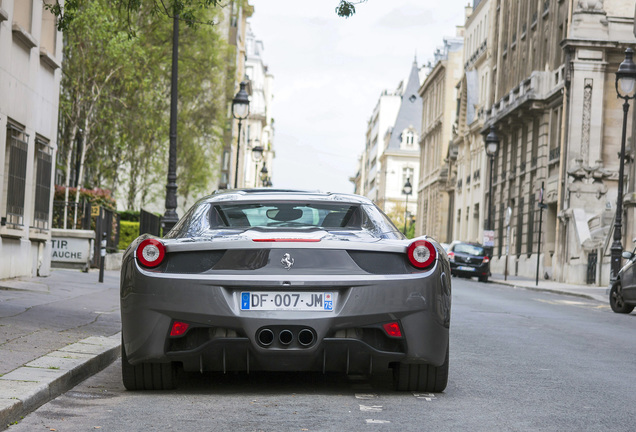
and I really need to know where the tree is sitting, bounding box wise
[47,0,366,32]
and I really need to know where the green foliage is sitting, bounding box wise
[118,220,140,250]
[56,0,232,213]
[118,210,140,222]
[335,0,366,17]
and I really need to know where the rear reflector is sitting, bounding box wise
[170,321,190,337]
[252,239,321,242]
[382,322,403,338]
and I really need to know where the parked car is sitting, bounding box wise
[120,189,452,392]
[609,249,636,314]
[447,241,490,282]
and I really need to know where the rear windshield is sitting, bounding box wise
[454,243,485,256]
[165,201,403,239]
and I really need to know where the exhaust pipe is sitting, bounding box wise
[257,328,274,346]
[298,328,315,346]
[278,329,293,345]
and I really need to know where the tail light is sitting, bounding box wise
[447,251,455,262]
[136,238,166,268]
[482,256,490,264]
[407,240,437,269]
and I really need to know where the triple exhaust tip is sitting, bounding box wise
[257,328,315,347]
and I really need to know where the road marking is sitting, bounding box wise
[366,419,391,424]
[355,393,377,400]
[413,392,436,401]
[359,405,383,412]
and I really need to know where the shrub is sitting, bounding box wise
[119,210,140,222]
[118,220,140,250]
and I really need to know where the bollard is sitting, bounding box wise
[99,231,106,283]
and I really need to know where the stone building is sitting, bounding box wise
[241,23,275,188]
[451,1,496,244]
[377,60,422,225]
[417,35,464,241]
[482,0,636,284]
[0,0,62,279]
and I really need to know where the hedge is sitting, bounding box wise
[118,220,140,250]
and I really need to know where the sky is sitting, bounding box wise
[249,0,471,194]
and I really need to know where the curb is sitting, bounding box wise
[489,280,606,303]
[0,333,121,429]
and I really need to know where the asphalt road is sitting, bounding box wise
[9,278,636,431]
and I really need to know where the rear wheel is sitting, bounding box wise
[478,275,489,282]
[393,347,449,392]
[121,338,176,390]
[610,281,635,314]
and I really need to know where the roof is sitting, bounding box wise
[205,189,374,205]
[386,60,423,150]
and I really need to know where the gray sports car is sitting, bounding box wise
[120,189,451,392]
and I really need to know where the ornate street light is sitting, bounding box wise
[260,163,269,187]
[162,10,181,233]
[611,48,636,282]
[485,126,499,236]
[402,177,413,235]
[232,81,250,188]
[251,140,263,187]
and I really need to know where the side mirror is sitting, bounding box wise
[622,251,634,260]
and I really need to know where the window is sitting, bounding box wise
[402,167,414,186]
[4,124,29,227]
[403,129,416,146]
[41,0,57,54]
[13,0,32,31]
[33,137,53,230]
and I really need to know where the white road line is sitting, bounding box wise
[359,405,383,412]
[366,419,391,424]
[413,392,436,401]
[355,393,377,400]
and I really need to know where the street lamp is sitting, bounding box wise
[232,81,250,188]
[260,163,269,187]
[162,10,181,233]
[402,177,413,235]
[251,140,263,187]
[485,125,499,238]
[611,48,636,281]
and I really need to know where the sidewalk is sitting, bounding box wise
[489,272,608,303]
[0,269,121,429]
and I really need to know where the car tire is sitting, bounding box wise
[609,281,635,314]
[121,338,176,390]
[478,275,488,282]
[393,347,449,392]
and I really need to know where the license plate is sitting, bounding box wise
[241,292,334,311]
[458,266,475,272]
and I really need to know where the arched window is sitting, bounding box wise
[402,129,417,147]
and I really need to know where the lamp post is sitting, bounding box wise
[611,48,636,282]
[484,126,499,254]
[232,81,250,189]
[251,141,263,187]
[260,163,269,187]
[162,11,180,233]
[402,177,412,235]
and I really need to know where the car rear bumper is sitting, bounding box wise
[121,262,451,372]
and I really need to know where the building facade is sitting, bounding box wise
[482,0,635,285]
[0,0,62,279]
[241,23,275,188]
[451,1,496,245]
[377,60,422,228]
[417,35,464,242]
